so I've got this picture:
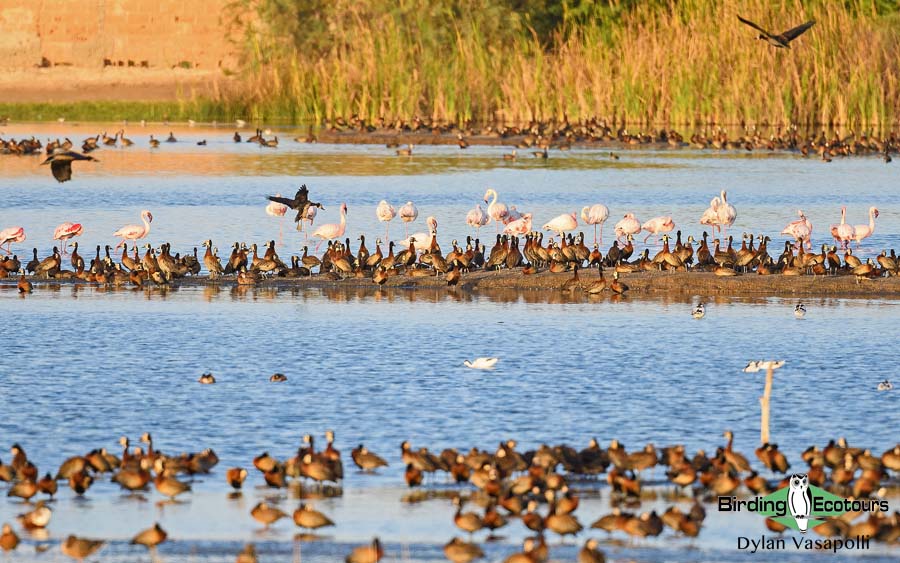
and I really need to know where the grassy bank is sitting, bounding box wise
[228,0,900,128]
[0,100,249,125]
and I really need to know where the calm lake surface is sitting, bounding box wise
[0,124,897,562]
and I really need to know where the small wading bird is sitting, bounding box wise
[737,15,816,49]
[41,151,98,183]
[266,185,324,232]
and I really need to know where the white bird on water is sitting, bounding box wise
[794,302,806,319]
[464,358,499,370]
[877,380,893,392]
[692,303,705,319]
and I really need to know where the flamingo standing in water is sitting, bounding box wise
[699,196,720,234]
[542,212,577,237]
[0,226,25,254]
[483,188,509,231]
[781,210,813,249]
[830,206,855,250]
[398,201,418,238]
[265,193,288,245]
[581,204,609,245]
[113,210,152,250]
[311,203,348,251]
[852,206,879,247]
[504,213,532,236]
[717,190,736,240]
[400,216,438,252]
[641,215,675,243]
[53,222,83,254]
[466,204,489,235]
[503,205,523,225]
[376,200,396,240]
[302,205,319,240]
[614,213,641,242]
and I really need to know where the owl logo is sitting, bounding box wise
[787,473,812,533]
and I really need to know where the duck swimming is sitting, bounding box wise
[692,303,705,319]
[877,380,893,391]
[794,302,806,318]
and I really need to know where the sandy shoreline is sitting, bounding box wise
[5,270,900,300]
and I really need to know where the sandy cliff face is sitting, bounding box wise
[0,0,240,102]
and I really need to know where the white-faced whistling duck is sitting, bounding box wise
[198,372,216,384]
[345,537,383,563]
[443,537,484,563]
[269,373,287,382]
[250,502,287,529]
[293,503,335,530]
[0,523,18,551]
[236,544,257,563]
[351,445,389,472]
[131,523,167,550]
[226,467,247,489]
[61,535,105,560]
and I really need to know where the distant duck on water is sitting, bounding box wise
[877,380,893,392]
[692,303,705,319]
[794,302,806,318]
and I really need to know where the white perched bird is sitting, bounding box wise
[464,358,499,370]
[692,303,705,319]
[743,360,785,373]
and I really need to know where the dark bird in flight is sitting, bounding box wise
[41,151,98,183]
[267,184,324,225]
[737,16,815,49]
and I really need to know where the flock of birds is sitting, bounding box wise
[0,186,894,294]
[1,432,898,562]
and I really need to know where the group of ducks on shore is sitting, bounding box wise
[4,226,899,295]
[3,432,897,562]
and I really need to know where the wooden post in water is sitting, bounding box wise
[760,365,774,445]
[743,360,784,445]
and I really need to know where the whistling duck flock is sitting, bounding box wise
[1,190,896,293]
[1,432,898,561]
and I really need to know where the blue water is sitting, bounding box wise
[0,125,897,562]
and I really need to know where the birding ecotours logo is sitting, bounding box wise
[720,473,865,531]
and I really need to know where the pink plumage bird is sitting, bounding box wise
[53,222,84,254]
[0,226,25,255]
[311,202,347,251]
[113,210,153,250]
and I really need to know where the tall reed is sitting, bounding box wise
[227,0,900,128]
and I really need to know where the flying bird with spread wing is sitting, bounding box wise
[737,15,815,49]
[266,184,324,231]
[41,151,98,183]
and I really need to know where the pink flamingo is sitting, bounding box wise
[0,226,25,255]
[311,202,347,251]
[717,190,736,240]
[466,204,489,235]
[400,216,438,252]
[483,188,509,231]
[852,206,879,247]
[542,212,578,237]
[614,213,641,242]
[699,196,720,233]
[641,215,675,243]
[398,201,418,238]
[781,210,813,249]
[265,193,288,245]
[302,205,319,238]
[376,200,396,240]
[830,206,855,250]
[53,222,83,254]
[113,210,153,250]
[503,205,523,225]
[581,204,610,245]
[504,213,532,236]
